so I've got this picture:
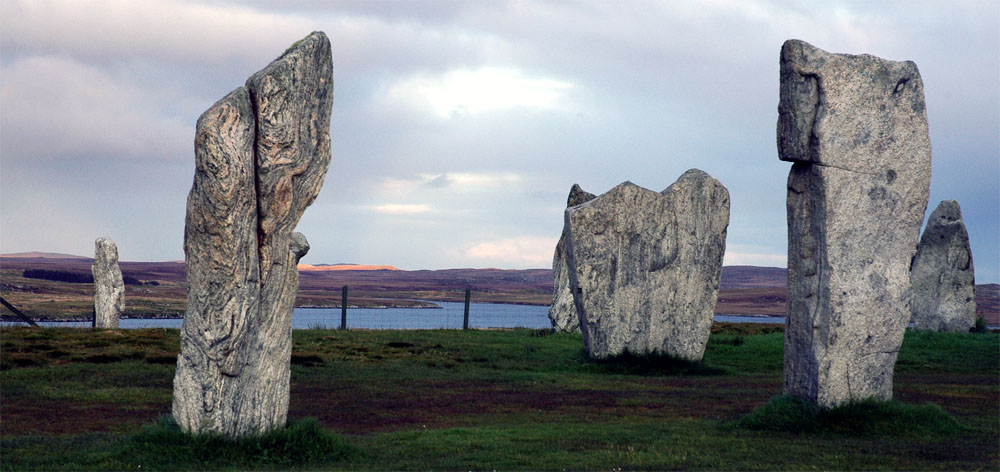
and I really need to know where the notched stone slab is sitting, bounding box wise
[565,170,729,361]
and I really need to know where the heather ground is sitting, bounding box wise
[1,324,997,470]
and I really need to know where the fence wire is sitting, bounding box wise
[296,291,551,330]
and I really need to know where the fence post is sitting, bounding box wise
[340,285,348,330]
[463,289,471,330]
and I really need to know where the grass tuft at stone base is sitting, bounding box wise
[115,416,356,469]
[734,395,966,437]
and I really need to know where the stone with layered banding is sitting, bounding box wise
[565,170,729,360]
[172,31,333,437]
[778,39,931,408]
[911,200,976,332]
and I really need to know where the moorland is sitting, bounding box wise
[1,324,996,470]
[2,253,997,325]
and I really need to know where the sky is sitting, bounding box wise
[1,0,997,282]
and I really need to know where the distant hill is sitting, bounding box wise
[298,263,399,271]
[0,254,786,289]
[719,266,787,289]
[1,252,91,260]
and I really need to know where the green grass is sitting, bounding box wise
[2,325,997,470]
[896,328,1000,372]
[3,418,355,471]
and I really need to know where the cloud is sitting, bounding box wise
[0,56,190,161]
[723,246,787,267]
[373,172,524,197]
[383,67,577,118]
[462,236,557,268]
[422,172,523,188]
[1,0,312,64]
[372,204,432,215]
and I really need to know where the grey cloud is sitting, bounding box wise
[0,56,191,162]
[1,0,996,278]
[423,174,454,188]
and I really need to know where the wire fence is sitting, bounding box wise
[0,289,553,330]
[296,288,551,330]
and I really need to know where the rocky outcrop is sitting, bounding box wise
[778,40,932,407]
[565,170,729,360]
[172,31,333,437]
[548,184,596,332]
[911,200,976,332]
[92,237,123,329]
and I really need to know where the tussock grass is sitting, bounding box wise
[735,395,966,437]
[116,417,356,469]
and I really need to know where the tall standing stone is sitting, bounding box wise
[172,31,333,437]
[911,200,976,332]
[92,237,124,329]
[565,170,729,360]
[778,40,931,407]
[548,184,596,332]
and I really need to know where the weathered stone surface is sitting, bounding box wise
[92,237,123,329]
[911,200,976,332]
[778,40,932,407]
[565,170,729,360]
[548,184,596,332]
[172,31,333,437]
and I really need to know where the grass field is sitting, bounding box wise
[1,324,997,470]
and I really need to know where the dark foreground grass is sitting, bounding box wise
[2,325,997,470]
[581,349,728,376]
[3,418,355,471]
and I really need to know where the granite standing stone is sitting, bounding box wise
[92,237,124,329]
[778,39,932,407]
[172,31,333,437]
[565,170,729,360]
[548,184,596,332]
[911,200,976,332]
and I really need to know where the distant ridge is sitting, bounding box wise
[297,263,399,271]
[0,251,91,260]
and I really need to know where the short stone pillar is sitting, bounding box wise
[911,200,976,332]
[92,237,124,329]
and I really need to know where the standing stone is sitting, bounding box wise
[172,31,333,437]
[911,200,976,332]
[565,169,729,360]
[92,237,124,329]
[548,184,596,332]
[778,40,932,408]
